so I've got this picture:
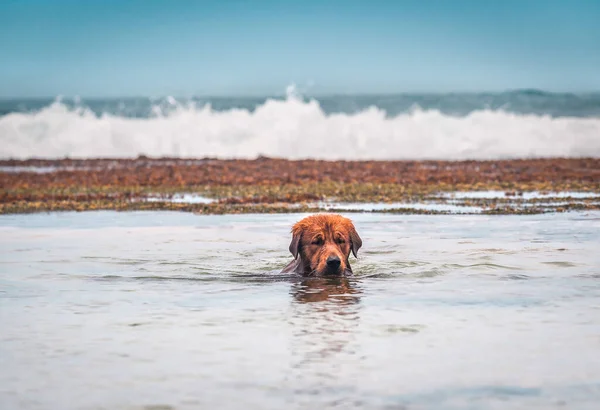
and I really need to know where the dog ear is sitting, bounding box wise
[349,226,362,258]
[289,231,302,259]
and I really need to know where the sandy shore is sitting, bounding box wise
[1,157,599,214]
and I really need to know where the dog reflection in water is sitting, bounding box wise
[291,277,361,304]
[288,276,363,381]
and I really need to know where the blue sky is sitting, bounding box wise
[1,0,599,97]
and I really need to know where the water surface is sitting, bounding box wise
[1,211,600,410]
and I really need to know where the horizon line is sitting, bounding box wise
[2,88,600,100]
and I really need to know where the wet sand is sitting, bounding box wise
[1,157,599,214]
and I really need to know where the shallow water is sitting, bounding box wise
[442,191,600,200]
[1,211,600,410]
[137,191,600,214]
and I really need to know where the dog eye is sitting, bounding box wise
[311,238,323,246]
[336,238,345,244]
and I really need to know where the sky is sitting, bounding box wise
[1,0,599,97]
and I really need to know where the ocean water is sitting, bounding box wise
[1,211,600,410]
[141,191,600,214]
[1,89,600,160]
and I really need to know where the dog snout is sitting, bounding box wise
[326,255,341,269]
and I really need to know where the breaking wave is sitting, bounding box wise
[1,91,599,160]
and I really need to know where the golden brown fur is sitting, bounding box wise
[282,214,362,276]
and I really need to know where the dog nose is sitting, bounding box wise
[326,256,341,269]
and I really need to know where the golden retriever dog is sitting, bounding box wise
[282,214,362,276]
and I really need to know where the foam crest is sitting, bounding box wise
[1,94,599,159]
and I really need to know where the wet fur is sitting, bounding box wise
[282,214,362,276]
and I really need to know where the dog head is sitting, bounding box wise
[287,214,362,276]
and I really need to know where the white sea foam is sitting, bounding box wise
[1,90,599,160]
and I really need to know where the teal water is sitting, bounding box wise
[3,91,600,118]
[1,211,600,409]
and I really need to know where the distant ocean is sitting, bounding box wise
[1,88,599,160]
